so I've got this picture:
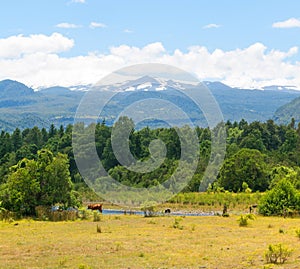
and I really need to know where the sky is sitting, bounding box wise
[1,0,300,89]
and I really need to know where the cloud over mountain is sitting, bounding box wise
[0,33,300,89]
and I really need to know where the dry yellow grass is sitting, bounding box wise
[1,215,300,269]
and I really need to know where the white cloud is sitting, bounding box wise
[272,18,300,28]
[203,23,221,29]
[1,33,300,90]
[0,33,74,59]
[56,23,81,29]
[89,22,107,29]
[123,29,133,33]
[71,0,86,3]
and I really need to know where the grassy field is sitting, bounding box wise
[1,213,300,269]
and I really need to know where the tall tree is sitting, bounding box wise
[218,148,269,192]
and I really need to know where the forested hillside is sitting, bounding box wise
[1,118,300,193]
[274,95,300,124]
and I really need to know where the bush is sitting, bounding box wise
[78,208,92,220]
[265,243,293,264]
[93,211,101,222]
[259,179,300,216]
[173,217,184,230]
[0,206,16,222]
[141,202,157,217]
[35,206,78,221]
[238,214,255,227]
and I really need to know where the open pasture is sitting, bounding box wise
[1,214,300,269]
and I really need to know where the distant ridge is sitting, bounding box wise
[40,86,72,95]
[274,96,300,124]
[0,79,34,97]
[0,78,300,131]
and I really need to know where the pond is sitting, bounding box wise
[102,209,215,217]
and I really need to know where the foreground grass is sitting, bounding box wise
[1,215,300,269]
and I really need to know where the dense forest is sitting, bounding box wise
[0,117,300,215]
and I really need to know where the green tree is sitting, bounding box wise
[11,128,22,151]
[37,149,75,207]
[218,148,269,192]
[40,152,74,206]
[23,126,42,147]
[269,166,300,190]
[259,179,300,216]
[239,129,266,152]
[1,159,40,215]
[48,124,57,138]
[0,149,79,215]
[280,129,298,153]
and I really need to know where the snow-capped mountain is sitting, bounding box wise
[1,77,300,131]
[94,75,199,93]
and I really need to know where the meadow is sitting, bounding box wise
[1,213,300,269]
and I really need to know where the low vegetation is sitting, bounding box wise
[265,243,293,264]
[168,192,263,211]
[238,213,256,227]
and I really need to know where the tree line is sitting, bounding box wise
[0,117,300,215]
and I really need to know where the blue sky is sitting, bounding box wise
[1,0,300,88]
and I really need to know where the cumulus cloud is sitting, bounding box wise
[56,23,81,29]
[89,22,107,29]
[0,33,74,59]
[203,23,221,29]
[272,18,300,28]
[1,33,300,89]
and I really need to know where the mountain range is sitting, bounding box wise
[0,78,300,131]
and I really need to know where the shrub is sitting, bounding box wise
[78,208,92,220]
[238,214,255,227]
[0,208,16,222]
[173,217,184,230]
[35,205,78,221]
[138,252,145,258]
[265,243,293,264]
[93,211,101,222]
[141,202,157,217]
[259,179,299,216]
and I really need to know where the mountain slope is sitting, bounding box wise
[0,79,300,131]
[207,82,300,123]
[0,79,34,97]
[273,96,300,124]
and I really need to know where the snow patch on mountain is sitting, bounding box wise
[137,82,152,90]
